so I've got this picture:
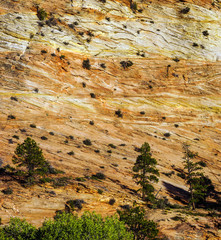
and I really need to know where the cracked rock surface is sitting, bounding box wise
[0,0,220,239]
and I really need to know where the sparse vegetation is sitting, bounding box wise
[109,198,116,205]
[97,189,103,194]
[120,60,133,69]
[8,114,16,120]
[41,136,48,140]
[10,96,18,101]
[65,199,85,211]
[92,172,106,180]
[83,139,92,146]
[37,8,47,20]
[90,93,96,98]
[130,1,137,12]
[82,59,91,70]
[164,132,171,138]
[115,109,123,118]
[180,7,190,14]
[67,151,74,156]
[2,187,13,195]
[108,144,116,149]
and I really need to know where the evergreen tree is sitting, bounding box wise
[182,143,209,209]
[12,137,49,181]
[133,142,159,202]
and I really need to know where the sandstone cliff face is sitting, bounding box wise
[0,0,220,239]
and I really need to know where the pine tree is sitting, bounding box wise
[133,142,159,202]
[12,137,49,181]
[182,143,205,209]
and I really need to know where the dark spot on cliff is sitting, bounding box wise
[173,57,180,62]
[164,132,171,138]
[10,96,18,101]
[8,115,16,120]
[202,30,209,36]
[82,59,91,70]
[90,93,96,98]
[192,43,199,47]
[89,120,94,125]
[120,60,133,69]
[83,139,92,146]
[100,63,106,69]
[180,7,190,14]
[115,109,123,118]
[41,136,48,140]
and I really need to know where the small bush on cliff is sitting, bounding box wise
[37,8,47,20]
[82,59,91,70]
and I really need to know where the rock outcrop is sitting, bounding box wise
[0,0,220,239]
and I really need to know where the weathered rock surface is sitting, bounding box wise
[0,0,220,239]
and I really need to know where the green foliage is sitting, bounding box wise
[2,218,37,240]
[92,172,106,180]
[130,1,137,12]
[133,142,159,202]
[37,8,47,20]
[191,175,214,205]
[39,212,133,240]
[182,143,213,209]
[52,177,71,187]
[117,205,159,240]
[65,199,84,211]
[2,187,13,195]
[12,137,50,181]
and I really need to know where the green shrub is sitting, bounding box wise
[0,212,135,239]
[3,217,37,240]
[53,177,71,187]
[120,61,133,69]
[65,199,85,211]
[38,212,133,240]
[108,144,116,149]
[97,189,103,194]
[117,205,159,240]
[82,59,91,70]
[8,115,16,120]
[37,8,47,20]
[75,177,86,182]
[12,135,19,139]
[177,172,185,179]
[2,187,13,195]
[92,172,106,180]
[109,198,116,205]
[83,139,92,146]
